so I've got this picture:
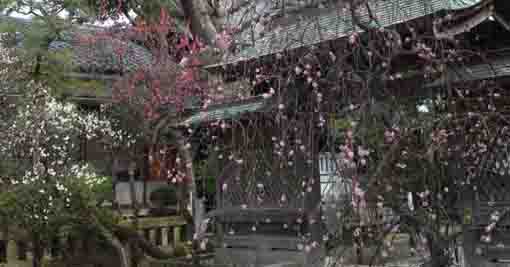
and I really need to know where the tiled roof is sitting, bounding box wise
[210,0,483,67]
[48,33,152,73]
[0,16,152,74]
[178,97,269,126]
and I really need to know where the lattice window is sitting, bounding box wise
[319,152,352,201]
[473,145,510,228]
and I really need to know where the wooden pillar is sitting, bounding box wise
[213,150,224,247]
[173,226,181,245]
[59,237,66,254]
[50,238,60,258]
[75,239,84,254]
[0,240,7,263]
[17,241,27,260]
[68,237,75,256]
[161,227,169,247]
[0,230,4,263]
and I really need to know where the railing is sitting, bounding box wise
[120,216,188,248]
[147,253,218,267]
[0,215,188,266]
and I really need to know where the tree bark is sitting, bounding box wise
[151,116,200,236]
[172,130,200,234]
[98,224,131,267]
[181,0,219,45]
[114,226,176,259]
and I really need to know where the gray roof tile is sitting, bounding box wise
[1,16,152,74]
[212,0,483,67]
[179,97,269,126]
[49,32,153,73]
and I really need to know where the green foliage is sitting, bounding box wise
[173,243,190,257]
[0,15,107,97]
[0,84,129,264]
[150,186,178,207]
[83,0,186,28]
[331,118,352,131]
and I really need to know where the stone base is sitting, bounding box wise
[215,247,324,267]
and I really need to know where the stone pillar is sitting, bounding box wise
[161,227,169,247]
[7,240,18,262]
[173,226,181,245]
[25,242,33,260]
[149,229,157,245]
[138,229,145,240]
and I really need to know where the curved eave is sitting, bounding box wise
[427,54,510,88]
[205,0,487,69]
[174,96,272,127]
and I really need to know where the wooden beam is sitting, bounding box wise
[119,216,187,229]
[65,72,122,81]
[1,93,113,104]
[222,235,301,250]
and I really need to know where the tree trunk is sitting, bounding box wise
[115,226,176,259]
[181,0,218,45]
[98,224,131,267]
[173,130,200,234]
[426,233,447,267]
[149,115,201,247]
[151,117,200,236]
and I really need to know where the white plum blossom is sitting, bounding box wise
[1,85,136,171]
[0,81,130,235]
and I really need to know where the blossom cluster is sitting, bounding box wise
[0,85,136,166]
[0,82,129,228]
[7,162,109,226]
[69,163,109,188]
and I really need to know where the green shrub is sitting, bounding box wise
[149,187,178,207]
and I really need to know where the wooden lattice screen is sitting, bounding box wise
[473,145,510,227]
